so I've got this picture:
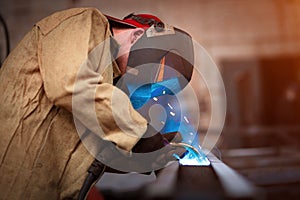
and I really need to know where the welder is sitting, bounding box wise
[0,7,194,200]
[78,12,200,199]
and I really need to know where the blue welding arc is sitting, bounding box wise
[128,77,181,109]
[128,80,210,166]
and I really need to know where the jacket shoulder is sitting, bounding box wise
[35,7,108,35]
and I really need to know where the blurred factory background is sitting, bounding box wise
[1,0,300,199]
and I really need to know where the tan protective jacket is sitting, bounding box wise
[0,7,147,199]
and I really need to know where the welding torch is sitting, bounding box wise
[169,142,201,158]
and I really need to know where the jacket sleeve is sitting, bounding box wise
[36,8,147,151]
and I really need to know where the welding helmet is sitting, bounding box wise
[109,13,194,109]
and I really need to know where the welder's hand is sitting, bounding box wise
[132,125,166,153]
[132,125,186,169]
[132,125,183,153]
[150,142,186,169]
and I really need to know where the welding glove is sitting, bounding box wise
[132,125,186,169]
[132,125,183,152]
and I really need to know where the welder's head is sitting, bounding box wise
[107,13,194,109]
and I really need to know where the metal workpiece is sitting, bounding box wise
[143,161,180,199]
[142,154,262,200]
[207,153,264,200]
[100,154,263,200]
[141,161,224,200]
[176,165,224,200]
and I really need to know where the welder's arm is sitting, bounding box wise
[37,8,146,151]
[99,126,186,174]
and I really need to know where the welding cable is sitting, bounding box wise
[0,13,10,66]
[78,159,106,200]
